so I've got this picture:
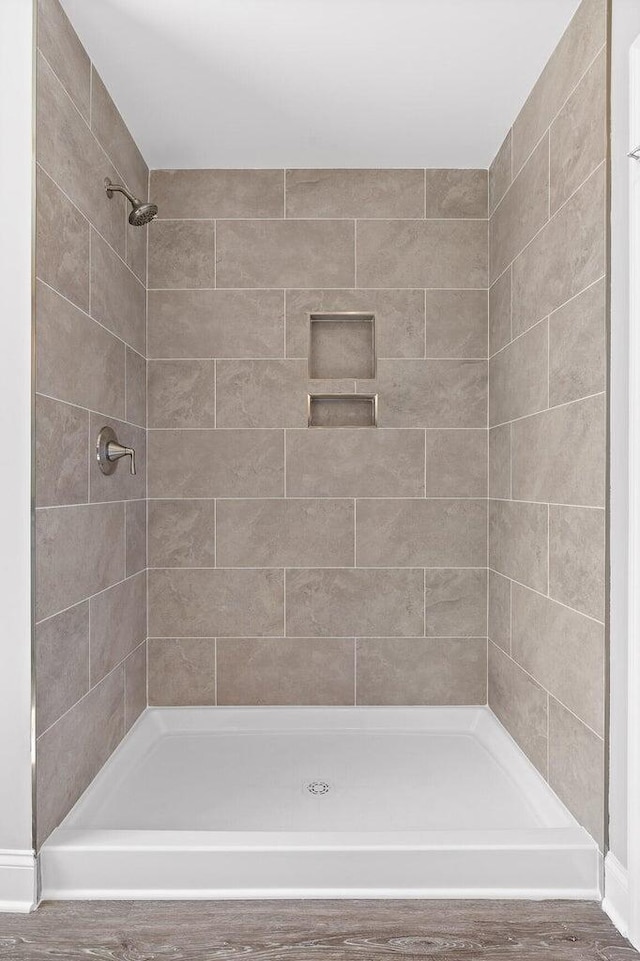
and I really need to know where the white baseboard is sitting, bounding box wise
[0,850,38,912]
[603,852,630,938]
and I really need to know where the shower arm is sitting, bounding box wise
[104,179,139,205]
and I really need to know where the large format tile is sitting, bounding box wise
[36,166,89,310]
[124,643,146,732]
[488,571,511,653]
[35,395,88,507]
[125,500,146,576]
[489,268,511,356]
[36,502,125,620]
[511,583,604,735]
[148,638,216,706]
[488,642,548,776]
[549,505,605,621]
[286,569,424,637]
[489,130,512,215]
[286,289,425,360]
[489,425,511,499]
[148,221,216,288]
[35,602,90,736]
[90,572,147,685]
[286,169,424,218]
[356,219,487,288]
[148,429,284,498]
[90,230,146,354]
[148,500,216,568]
[357,638,486,705]
[424,429,487,496]
[148,360,216,428]
[549,279,606,406]
[216,220,355,288]
[90,68,148,201]
[148,289,284,359]
[217,638,355,705]
[511,394,606,506]
[286,429,424,497]
[152,169,284,219]
[125,348,146,428]
[511,164,606,335]
[356,499,486,568]
[36,280,125,418]
[489,320,548,426]
[149,569,284,637]
[489,499,548,592]
[424,569,487,637]
[424,169,487,218]
[216,359,307,427]
[216,499,354,568]
[424,290,487,358]
[36,667,124,846]
[548,696,605,848]
[37,0,90,120]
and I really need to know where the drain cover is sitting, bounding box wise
[306,780,331,795]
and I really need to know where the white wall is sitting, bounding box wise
[0,0,37,912]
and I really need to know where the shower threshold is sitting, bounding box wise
[40,706,601,900]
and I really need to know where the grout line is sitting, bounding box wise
[488,389,606,431]
[485,567,605,626]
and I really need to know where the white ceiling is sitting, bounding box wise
[60,0,581,170]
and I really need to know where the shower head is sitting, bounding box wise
[104,179,158,226]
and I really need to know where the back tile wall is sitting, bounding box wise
[487,0,607,846]
[146,167,489,708]
[34,0,148,846]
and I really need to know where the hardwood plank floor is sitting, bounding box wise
[0,900,636,960]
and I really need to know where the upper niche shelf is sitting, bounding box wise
[309,312,376,379]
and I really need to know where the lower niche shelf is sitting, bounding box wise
[308,393,378,428]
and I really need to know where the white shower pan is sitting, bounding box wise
[40,706,601,900]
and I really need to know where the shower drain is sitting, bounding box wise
[306,780,331,796]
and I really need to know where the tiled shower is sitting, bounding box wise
[33,0,607,880]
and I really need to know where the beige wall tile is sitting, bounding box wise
[125,500,147,576]
[148,220,216,288]
[357,637,487,705]
[424,169,487,218]
[489,425,510,499]
[286,569,424,637]
[356,219,487,288]
[36,502,125,620]
[37,0,90,120]
[217,359,307,428]
[36,167,90,310]
[489,499,548,592]
[149,569,284,637]
[488,642,548,776]
[216,499,354,568]
[489,267,511,356]
[216,220,355,288]
[36,395,88,507]
[148,639,216,706]
[148,500,216,568]
[89,414,146,503]
[126,219,147,285]
[36,666,124,846]
[490,135,549,283]
[489,319,548,426]
[511,164,606,336]
[218,638,355,705]
[364,359,487,428]
[511,583,604,735]
[286,289,425,360]
[424,569,487,637]
[425,290,487,358]
[90,572,147,685]
[489,130,512,215]
[548,696,604,847]
[148,429,283,498]
[152,169,284,219]
[549,279,606,407]
[124,643,147,731]
[91,229,146,354]
[488,571,511,653]
[549,505,605,621]
[355,499,487,568]
[90,68,148,201]
[148,289,284,359]
[550,49,606,213]
[36,54,125,257]
[424,429,487,497]
[511,394,606,506]
[286,169,424,218]
[36,280,125,419]
[286,428,424,497]
[35,602,90,736]
[125,348,146,427]
[148,360,216,428]
[511,0,606,173]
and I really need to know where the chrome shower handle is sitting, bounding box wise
[97,426,137,476]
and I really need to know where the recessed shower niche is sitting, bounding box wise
[308,312,376,380]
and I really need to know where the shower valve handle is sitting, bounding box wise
[106,440,136,475]
[96,426,137,476]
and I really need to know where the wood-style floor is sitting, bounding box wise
[0,900,637,960]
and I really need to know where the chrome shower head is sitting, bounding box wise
[104,179,158,226]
